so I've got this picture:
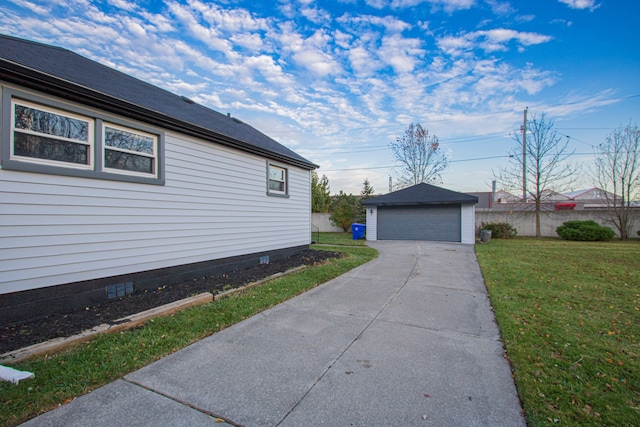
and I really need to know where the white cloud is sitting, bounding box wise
[478,28,553,51]
[188,1,269,32]
[391,0,476,13]
[550,18,572,27]
[106,0,138,12]
[294,48,341,76]
[6,0,48,15]
[485,0,514,15]
[278,28,342,77]
[364,0,389,9]
[515,14,535,23]
[166,2,239,61]
[139,11,175,32]
[378,34,425,73]
[437,34,474,55]
[231,32,264,51]
[558,0,600,11]
[347,46,382,75]
[300,4,332,24]
[437,28,552,56]
[338,13,412,32]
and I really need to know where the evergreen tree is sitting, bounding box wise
[311,171,331,213]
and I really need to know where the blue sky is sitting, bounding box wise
[2,0,638,194]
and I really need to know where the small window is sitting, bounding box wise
[267,163,288,196]
[104,124,157,176]
[11,100,93,169]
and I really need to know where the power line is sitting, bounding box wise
[320,155,512,172]
[299,131,510,153]
[321,165,397,172]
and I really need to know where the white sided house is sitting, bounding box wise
[362,183,478,244]
[0,35,317,325]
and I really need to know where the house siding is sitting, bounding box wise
[0,128,311,296]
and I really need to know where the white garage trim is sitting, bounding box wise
[460,203,476,244]
[366,206,377,241]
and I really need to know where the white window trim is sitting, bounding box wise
[267,162,289,197]
[102,122,158,178]
[10,98,95,170]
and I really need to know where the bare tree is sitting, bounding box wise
[390,123,448,188]
[495,113,579,237]
[593,123,640,240]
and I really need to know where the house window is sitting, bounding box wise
[2,89,164,185]
[267,163,288,196]
[104,124,157,176]
[11,100,93,169]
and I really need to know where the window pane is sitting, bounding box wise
[13,132,89,164]
[105,127,154,154]
[14,105,88,142]
[269,180,285,192]
[105,149,153,173]
[269,167,284,181]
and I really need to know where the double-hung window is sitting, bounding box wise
[267,163,288,197]
[2,88,163,185]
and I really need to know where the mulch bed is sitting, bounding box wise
[1,249,341,354]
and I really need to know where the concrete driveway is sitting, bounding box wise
[23,241,525,427]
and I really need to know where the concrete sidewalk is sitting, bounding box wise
[23,241,525,427]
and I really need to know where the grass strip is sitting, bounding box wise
[0,244,377,427]
[314,231,367,246]
[476,238,639,426]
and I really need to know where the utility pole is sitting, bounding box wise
[521,107,528,209]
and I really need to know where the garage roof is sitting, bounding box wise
[362,183,478,206]
[0,34,317,170]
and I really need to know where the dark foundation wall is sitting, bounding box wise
[0,245,308,327]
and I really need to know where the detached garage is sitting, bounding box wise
[362,183,478,244]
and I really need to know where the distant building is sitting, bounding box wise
[470,186,632,211]
[467,189,520,211]
[563,188,618,208]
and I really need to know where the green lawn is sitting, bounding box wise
[475,238,639,426]
[313,231,368,246]
[0,244,377,427]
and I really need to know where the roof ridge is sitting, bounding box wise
[0,33,70,52]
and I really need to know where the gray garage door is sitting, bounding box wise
[377,204,461,241]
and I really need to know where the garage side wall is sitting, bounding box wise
[460,203,476,244]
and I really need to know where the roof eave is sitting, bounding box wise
[363,200,478,206]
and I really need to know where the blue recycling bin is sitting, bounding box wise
[351,223,366,240]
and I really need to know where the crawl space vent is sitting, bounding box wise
[107,282,134,299]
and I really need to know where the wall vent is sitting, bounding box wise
[260,255,270,265]
[107,282,134,299]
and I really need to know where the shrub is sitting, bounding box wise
[480,222,518,239]
[556,220,615,241]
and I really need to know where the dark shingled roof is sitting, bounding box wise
[362,183,478,206]
[0,34,316,170]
